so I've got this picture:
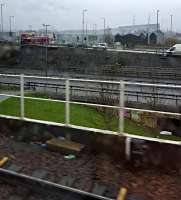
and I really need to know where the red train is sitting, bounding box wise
[21,33,51,45]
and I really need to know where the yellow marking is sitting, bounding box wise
[0,157,8,167]
[117,187,127,200]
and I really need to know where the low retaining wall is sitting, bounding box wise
[1,45,181,73]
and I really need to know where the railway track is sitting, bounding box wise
[0,139,138,200]
[1,65,181,83]
[0,133,181,200]
[0,137,119,200]
[0,168,113,200]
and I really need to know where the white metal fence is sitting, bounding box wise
[0,73,181,146]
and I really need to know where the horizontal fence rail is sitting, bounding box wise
[0,73,181,147]
[0,82,181,107]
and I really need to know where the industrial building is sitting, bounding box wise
[57,23,164,46]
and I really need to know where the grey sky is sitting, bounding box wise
[4,0,181,32]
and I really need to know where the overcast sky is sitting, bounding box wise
[3,0,181,32]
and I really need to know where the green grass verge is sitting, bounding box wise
[0,97,180,141]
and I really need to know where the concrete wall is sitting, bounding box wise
[0,45,181,82]
[17,46,181,69]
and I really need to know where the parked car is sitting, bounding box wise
[92,43,107,50]
[166,44,181,56]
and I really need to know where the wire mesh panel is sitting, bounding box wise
[124,109,181,141]
[70,103,119,132]
[0,95,21,117]
[69,79,121,132]
[0,74,21,118]
[125,82,181,112]
[24,75,66,100]
[0,75,20,93]
[124,82,181,140]
[23,75,66,124]
[0,74,181,142]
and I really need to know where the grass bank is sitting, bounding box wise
[0,97,180,141]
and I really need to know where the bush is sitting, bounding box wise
[165,37,178,46]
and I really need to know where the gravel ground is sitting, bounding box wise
[0,135,181,200]
[0,184,16,200]
[0,183,46,200]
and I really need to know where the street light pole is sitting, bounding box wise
[170,14,173,33]
[157,9,160,32]
[93,24,97,35]
[9,16,14,36]
[147,15,150,45]
[42,24,50,77]
[1,3,4,33]
[132,15,136,26]
[82,9,87,43]
[101,17,106,43]
[93,24,97,45]
[85,22,88,45]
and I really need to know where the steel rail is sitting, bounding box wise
[0,168,114,200]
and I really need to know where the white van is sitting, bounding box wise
[166,44,181,56]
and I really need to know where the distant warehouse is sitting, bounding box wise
[57,23,164,46]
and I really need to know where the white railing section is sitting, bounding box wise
[0,73,181,154]
[20,74,24,119]
[65,79,70,126]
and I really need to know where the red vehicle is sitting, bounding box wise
[21,33,50,45]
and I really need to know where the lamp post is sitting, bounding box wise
[82,9,87,43]
[93,24,97,35]
[1,3,4,33]
[170,14,173,33]
[42,24,50,77]
[147,15,150,45]
[157,9,160,32]
[93,24,97,45]
[101,17,106,43]
[85,22,88,45]
[132,15,136,26]
[9,16,14,36]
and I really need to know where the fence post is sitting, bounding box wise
[20,74,25,119]
[65,79,70,126]
[125,137,131,161]
[119,81,125,135]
